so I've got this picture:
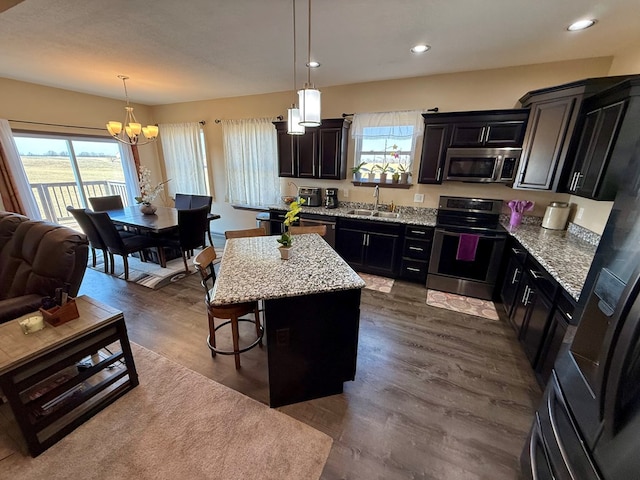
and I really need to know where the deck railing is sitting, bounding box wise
[30,180,129,224]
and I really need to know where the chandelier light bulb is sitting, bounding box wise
[106,75,159,146]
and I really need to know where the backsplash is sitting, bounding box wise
[567,222,601,246]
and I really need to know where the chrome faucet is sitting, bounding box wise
[373,185,380,212]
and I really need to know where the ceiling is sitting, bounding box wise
[1,0,639,106]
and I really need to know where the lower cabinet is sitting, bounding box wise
[500,239,579,387]
[399,225,434,283]
[336,219,402,277]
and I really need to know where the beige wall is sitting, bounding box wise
[0,54,634,235]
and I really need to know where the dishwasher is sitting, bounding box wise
[299,213,337,248]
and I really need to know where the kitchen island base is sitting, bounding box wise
[265,288,361,408]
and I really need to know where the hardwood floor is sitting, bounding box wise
[78,244,541,480]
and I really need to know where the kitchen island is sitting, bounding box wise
[212,233,365,407]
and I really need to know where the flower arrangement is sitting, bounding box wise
[135,165,169,205]
[277,198,305,248]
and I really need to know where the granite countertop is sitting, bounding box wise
[211,234,365,306]
[503,223,597,301]
[270,202,596,301]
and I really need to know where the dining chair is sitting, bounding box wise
[86,211,164,280]
[288,225,327,236]
[88,195,124,211]
[66,206,110,273]
[193,246,263,368]
[160,205,210,272]
[174,193,191,210]
[190,194,214,246]
[224,227,267,239]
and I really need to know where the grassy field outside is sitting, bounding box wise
[21,155,125,183]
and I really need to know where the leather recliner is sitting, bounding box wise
[0,211,89,323]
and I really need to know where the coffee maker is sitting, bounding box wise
[325,188,338,209]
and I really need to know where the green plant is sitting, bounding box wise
[351,161,367,175]
[277,198,305,248]
[396,163,412,175]
[372,162,393,174]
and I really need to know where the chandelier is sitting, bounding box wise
[298,0,321,127]
[287,0,305,135]
[106,75,158,146]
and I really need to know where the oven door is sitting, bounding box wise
[428,227,506,299]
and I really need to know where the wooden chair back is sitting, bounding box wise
[88,195,124,211]
[288,225,327,236]
[224,227,267,239]
[193,246,218,304]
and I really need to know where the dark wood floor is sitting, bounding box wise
[78,243,541,480]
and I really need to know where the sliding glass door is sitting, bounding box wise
[13,134,133,226]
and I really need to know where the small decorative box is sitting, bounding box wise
[39,299,79,327]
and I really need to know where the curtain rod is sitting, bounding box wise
[214,115,283,124]
[7,119,105,131]
[342,107,439,117]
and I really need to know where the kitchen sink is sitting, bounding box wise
[346,209,375,216]
[374,211,400,219]
[345,209,400,219]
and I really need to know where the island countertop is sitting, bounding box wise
[211,233,365,306]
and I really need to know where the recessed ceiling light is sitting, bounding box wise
[567,19,596,31]
[306,61,321,68]
[411,44,431,54]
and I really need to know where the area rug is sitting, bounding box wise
[0,343,333,480]
[358,272,395,293]
[89,248,221,289]
[426,289,499,320]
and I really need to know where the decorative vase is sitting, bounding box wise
[379,173,387,184]
[139,203,157,215]
[353,172,362,182]
[510,211,523,227]
[279,246,292,260]
[367,172,375,183]
[400,172,410,184]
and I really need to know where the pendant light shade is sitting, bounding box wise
[299,0,321,127]
[106,75,158,146]
[287,105,305,134]
[298,86,321,127]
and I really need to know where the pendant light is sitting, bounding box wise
[106,75,158,146]
[298,0,321,127]
[287,0,305,135]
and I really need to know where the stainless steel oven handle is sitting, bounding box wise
[436,228,503,240]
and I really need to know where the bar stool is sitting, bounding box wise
[193,246,263,369]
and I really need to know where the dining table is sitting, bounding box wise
[106,205,221,234]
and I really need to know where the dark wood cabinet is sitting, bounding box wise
[565,77,640,200]
[500,241,527,317]
[274,118,350,179]
[417,124,449,184]
[399,225,434,283]
[336,218,402,277]
[519,279,555,365]
[514,75,635,192]
[417,109,528,185]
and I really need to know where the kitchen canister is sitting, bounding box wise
[542,202,570,230]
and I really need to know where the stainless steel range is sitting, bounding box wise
[427,196,507,300]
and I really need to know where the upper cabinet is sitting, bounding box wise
[274,118,351,180]
[564,78,640,201]
[513,76,634,192]
[417,109,529,184]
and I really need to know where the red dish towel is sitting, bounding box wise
[456,234,480,261]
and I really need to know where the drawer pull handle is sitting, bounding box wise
[529,270,543,280]
[512,248,523,255]
[511,267,520,284]
[410,230,426,235]
[409,246,424,251]
[406,267,421,272]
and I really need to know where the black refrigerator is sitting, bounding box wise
[521,147,640,477]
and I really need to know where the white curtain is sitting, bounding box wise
[0,119,41,219]
[221,118,279,207]
[159,122,207,197]
[118,144,141,206]
[351,110,424,139]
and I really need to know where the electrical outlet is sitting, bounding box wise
[414,193,424,203]
[342,188,349,198]
[576,207,584,220]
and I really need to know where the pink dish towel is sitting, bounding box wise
[456,234,480,261]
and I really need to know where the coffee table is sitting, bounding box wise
[0,296,138,456]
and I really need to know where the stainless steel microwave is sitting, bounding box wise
[443,147,522,183]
